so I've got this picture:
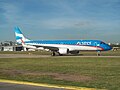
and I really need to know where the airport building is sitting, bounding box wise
[0,41,23,51]
[0,45,23,51]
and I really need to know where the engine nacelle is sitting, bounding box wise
[38,47,44,50]
[58,48,69,54]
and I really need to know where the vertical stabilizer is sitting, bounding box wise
[14,27,30,44]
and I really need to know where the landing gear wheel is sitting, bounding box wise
[51,52,55,56]
[97,51,101,56]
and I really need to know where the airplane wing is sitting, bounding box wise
[32,45,59,51]
[20,39,59,52]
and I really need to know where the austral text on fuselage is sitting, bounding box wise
[77,41,91,45]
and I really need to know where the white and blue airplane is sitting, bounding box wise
[14,27,112,56]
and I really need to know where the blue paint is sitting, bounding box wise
[25,40,112,51]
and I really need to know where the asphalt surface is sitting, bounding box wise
[0,54,50,58]
[0,82,65,90]
[0,54,120,58]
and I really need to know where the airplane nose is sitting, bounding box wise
[103,44,112,51]
[108,46,112,50]
[106,45,112,50]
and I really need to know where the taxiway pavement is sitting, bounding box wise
[0,54,120,58]
[0,82,65,90]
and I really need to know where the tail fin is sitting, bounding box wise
[14,27,30,44]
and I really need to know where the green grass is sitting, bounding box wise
[0,57,120,90]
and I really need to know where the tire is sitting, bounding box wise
[51,52,55,56]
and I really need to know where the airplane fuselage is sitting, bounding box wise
[14,27,112,56]
[24,40,112,51]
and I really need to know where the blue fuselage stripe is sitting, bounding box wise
[25,40,100,46]
[23,40,111,51]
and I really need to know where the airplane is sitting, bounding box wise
[14,27,112,56]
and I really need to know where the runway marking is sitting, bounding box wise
[0,79,105,90]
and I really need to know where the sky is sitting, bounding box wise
[0,0,120,43]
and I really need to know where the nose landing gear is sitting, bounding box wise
[97,51,101,56]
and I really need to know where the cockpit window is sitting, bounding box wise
[100,42,105,44]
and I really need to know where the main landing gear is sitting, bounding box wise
[51,52,63,56]
[51,51,56,56]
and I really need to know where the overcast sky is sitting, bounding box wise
[0,0,120,43]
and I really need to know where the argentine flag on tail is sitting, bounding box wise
[14,27,30,44]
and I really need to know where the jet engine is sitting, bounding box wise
[58,48,69,54]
